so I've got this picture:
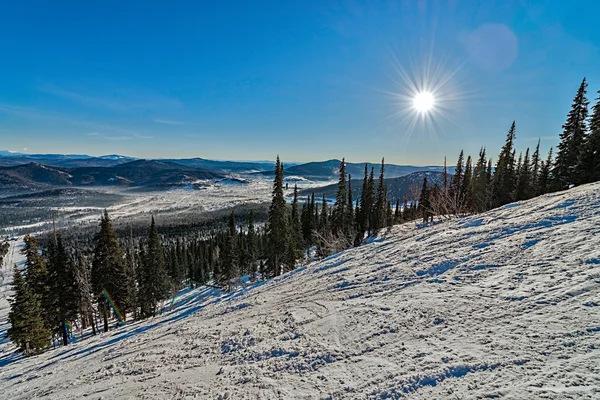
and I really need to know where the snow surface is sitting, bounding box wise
[1,183,600,399]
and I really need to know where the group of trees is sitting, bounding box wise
[7,213,175,355]
[6,77,600,357]
[417,78,600,222]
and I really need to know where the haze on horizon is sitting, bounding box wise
[1,1,599,165]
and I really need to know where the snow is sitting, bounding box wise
[1,182,600,399]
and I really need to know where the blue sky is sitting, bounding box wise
[0,0,599,164]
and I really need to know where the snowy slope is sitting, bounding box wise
[1,183,600,399]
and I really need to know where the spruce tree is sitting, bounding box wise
[331,159,347,236]
[553,78,589,189]
[139,216,170,316]
[531,139,541,192]
[373,158,387,232]
[515,147,532,201]
[358,164,370,236]
[45,233,79,346]
[538,147,553,195]
[461,155,473,211]
[451,150,464,201]
[418,177,431,222]
[575,90,600,184]
[266,156,288,277]
[7,266,51,356]
[492,121,517,207]
[286,185,303,270]
[91,210,129,332]
[471,148,488,212]
[247,210,258,281]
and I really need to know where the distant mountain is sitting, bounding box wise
[0,160,225,189]
[164,158,274,174]
[0,151,137,168]
[256,159,453,180]
[299,171,449,202]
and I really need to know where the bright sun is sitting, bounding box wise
[413,91,435,113]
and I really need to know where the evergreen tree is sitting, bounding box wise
[91,210,129,332]
[373,158,387,232]
[286,185,303,270]
[418,177,431,222]
[451,150,464,201]
[516,147,532,201]
[21,235,50,328]
[575,90,600,184]
[461,155,473,211]
[492,121,517,207]
[358,164,370,236]
[7,266,51,356]
[471,148,488,212]
[346,174,354,238]
[247,210,258,281]
[266,156,288,277]
[531,139,541,192]
[538,147,554,195]
[219,212,238,290]
[46,233,79,346]
[331,159,347,236]
[139,216,170,316]
[553,78,589,189]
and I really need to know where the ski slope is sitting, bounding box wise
[1,183,599,399]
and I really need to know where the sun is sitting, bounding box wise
[413,91,435,113]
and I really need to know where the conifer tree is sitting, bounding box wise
[531,139,541,192]
[492,121,517,207]
[92,210,129,332]
[346,174,354,238]
[46,233,79,346]
[418,177,431,222]
[451,150,464,200]
[247,210,258,281]
[575,90,600,184]
[358,164,370,236]
[139,216,170,316]
[7,266,51,356]
[373,159,387,232]
[21,235,50,328]
[331,159,348,236]
[553,78,589,189]
[74,254,96,334]
[516,147,532,201]
[538,148,553,195]
[286,185,303,269]
[266,156,288,277]
[461,155,473,211]
[471,148,488,212]
[219,212,238,290]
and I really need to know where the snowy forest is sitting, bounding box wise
[6,77,600,357]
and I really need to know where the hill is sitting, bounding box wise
[299,170,448,201]
[256,159,453,180]
[0,183,599,398]
[0,160,225,188]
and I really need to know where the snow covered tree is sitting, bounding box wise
[553,78,589,189]
[538,148,554,195]
[286,184,304,269]
[7,266,51,356]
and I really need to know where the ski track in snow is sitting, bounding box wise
[0,183,599,399]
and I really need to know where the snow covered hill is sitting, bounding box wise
[1,183,599,399]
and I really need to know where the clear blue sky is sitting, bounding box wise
[0,0,598,164]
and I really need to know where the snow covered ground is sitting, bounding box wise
[0,183,599,399]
